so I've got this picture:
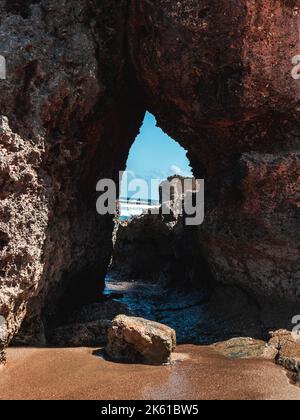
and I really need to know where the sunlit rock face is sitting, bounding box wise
[0,0,299,360]
[106,315,176,365]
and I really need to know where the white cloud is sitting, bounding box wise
[169,165,193,178]
[170,165,182,174]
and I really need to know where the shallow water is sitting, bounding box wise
[104,274,206,343]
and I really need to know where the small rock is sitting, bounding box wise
[214,337,273,360]
[105,315,176,365]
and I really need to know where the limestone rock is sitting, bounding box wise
[214,337,275,360]
[0,0,299,363]
[0,0,144,359]
[106,315,176,365]
[111,212,210,289]
[214,331,300,383]
[268,330,300,374]
[128,0,300,303]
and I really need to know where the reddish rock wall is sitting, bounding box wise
[0,0,299,359]
[128,0,300,301]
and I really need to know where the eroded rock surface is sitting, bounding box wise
[268,330,300,377]
[111,213,210,290]
[213,337,275,360]
[106,315,176,365]
[128,0,300,303]
[0,0,144,356]
[0,0,299,361]
[112,175,210,286]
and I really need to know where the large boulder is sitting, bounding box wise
[105,315,176,365]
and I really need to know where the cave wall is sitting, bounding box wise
[0,0,299,359]
[127,0,300,302]
[0,0,144,351]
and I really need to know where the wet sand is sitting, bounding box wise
[0,345,299,400]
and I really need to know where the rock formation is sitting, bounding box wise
[0,0,144,353]
[0,0,299,361]
[268,329,300,382]
[127,0,300,304]
[111,176,211,288]
[111,214,211,289]
[106,315,176,365]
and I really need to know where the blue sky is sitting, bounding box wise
[121,112,192,200]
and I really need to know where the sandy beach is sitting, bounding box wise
[0,345,299,400]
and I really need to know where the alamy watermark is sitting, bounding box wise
[0,55,6,80]
[96,172,205,226]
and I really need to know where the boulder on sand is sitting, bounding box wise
[105,315,176,365]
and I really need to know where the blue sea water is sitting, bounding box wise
[104,274,206,344]
[119,215,131,221]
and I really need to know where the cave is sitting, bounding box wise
[103,111,217,344]
[111,111,197,283]
[0,0,299,361]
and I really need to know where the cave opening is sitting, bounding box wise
[11,102,268,350]
[12,109,217,349]
[102,112,215,344]
[119,111,194,218]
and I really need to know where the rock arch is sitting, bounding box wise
[0,0,299,360]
